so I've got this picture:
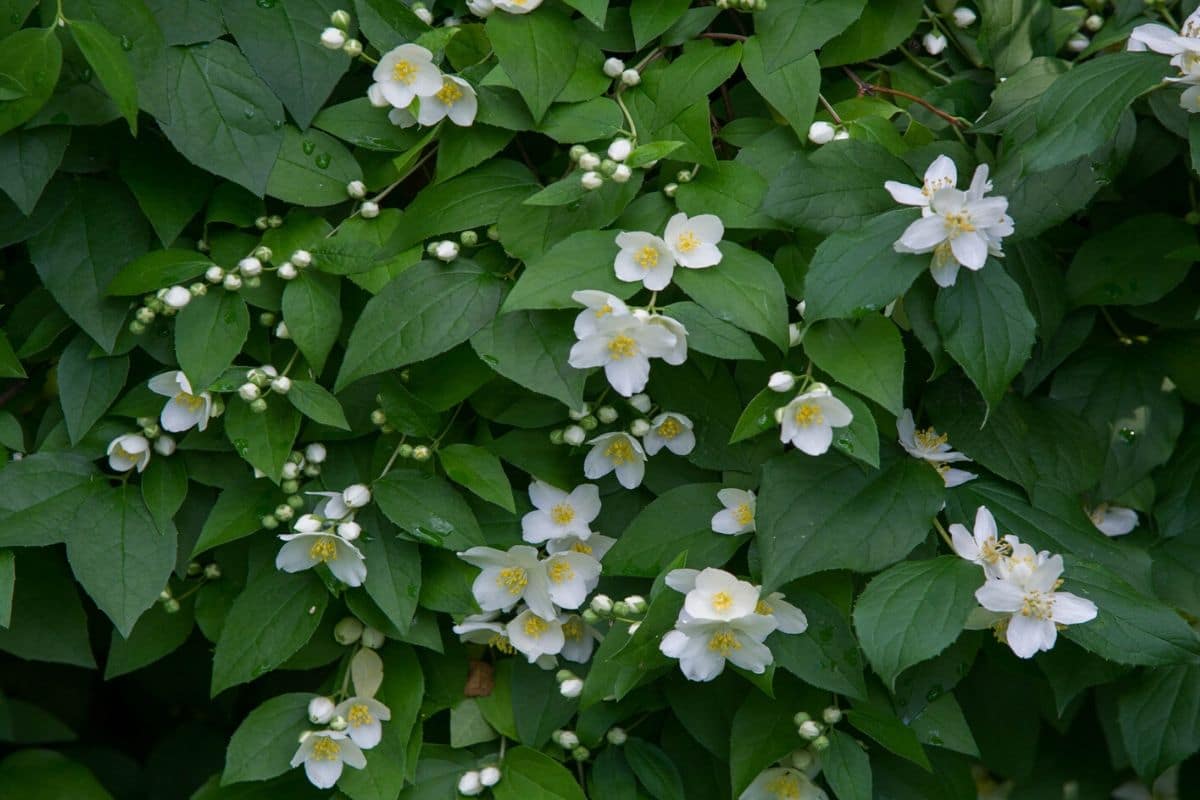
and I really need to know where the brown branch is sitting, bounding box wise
[699,32,748,42]
[842,66,965,128]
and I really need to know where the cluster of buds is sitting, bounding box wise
[551,729,589,762]
[276,248,314,282]
[186,560,223,581]
[715,0,768,10]
[259,445,329,528]
[202,245,269,292]
[320,9,363,58]
[159,565,220,614]
[426,239,460,263]
[457,765,502,796]
[134,415,181,456]
[128,283,207,335]
[571,136,634,192]
[602,57,641,87]
[555,668,584,699]
[792,708,842,752]
[549,402,604,447]
[254,214,284,231]
[581,593,647,629]
[237,365,292,414]
[333,616,386,649]
[806,121,851,146]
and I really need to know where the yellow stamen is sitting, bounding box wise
[711,591,733,612]
[634,245,659,269]
[570,541,593,555]
[174,392,204,412]
[309,538,338,562]
[311,737,341,761]
[435,79,463,105]
[392,59,416,84]
[1019,590,1054,620]
[497,567,528,595]
[523,615,549,638]
[793,403,823,427]
[562,620,583,641]
[487,633,515,654]
[551,503,575,524]
[548,560,575,584]
[347,704,373,727]
[755,599,773,615]
[914,427,949,450]
[595,303,613,318]
[608,334,637,360]
[708,630,741,656]
[944,210,976,236]
[676,231,699,253]
[979,537,1011,565]
[765,774,802,799]
[735,503,754,527]
[656,417,682,439]
[605,437,635,464]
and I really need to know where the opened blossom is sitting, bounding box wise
[568,312,676,397]
[642,412,696,456]
[107,433,151,473]
[276,530,367,586]
[614,230,676,290]
[458,544,557,620]
[290,731,366,789]
[333,697,391,749]
[976,553,1098,658]
[711,488,756,535]
[507,607,564,663]
[779,384,853,456]
[583,431,646,488]
[950,506,1011,578]
[372,44,441,108]
[521,480,601,544]
[740,767,828,800]
[663,212,724,268]
[884,154,958,215]
[148,371,214,432]
[1129,9,1200,111]
[897,409,976,487]
[416,75,477,126]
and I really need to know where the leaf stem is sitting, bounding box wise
[896,45,953,85]
[377,435,409,480]
[932,517,954,549]
[817,93,843,125]
[842,66,965,128]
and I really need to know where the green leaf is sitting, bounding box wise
[819,0,923,66]
[282,270,340,372]
[0,750,112,799]
[805,316,905,416]
[824,729,873,800]
[192,480,280,557]
[630,0,690,48]
[504,230,638,312]
[1065,213,1196,307]
[106,249,214,296]
[753,0,867,71]
[511,658,577,747]
[652,40,742,130]
[470,310,585,409]
[537,97,623,144]
[175,289,250,392]
[853,557,980,689]
[355,0,430,51]
[756,450,945,591]
[0,28,62,137]
[492,746,587,800]
[104,595,194,678]
[0,548,93,667]
[0,453,100,548]
[934,264,1036,414]
[286,380,349,430]
[625,738,685,800]
[846,696,931,771]
[487,7,579,122]
[375,468,485,551]
[729,677,824,795]
[438,443,516,513]
[0,126,69,215]
[770,588,867,699]
[120,141,215,248]
[337,260,506,391]
[57,332,129,445]
[0,549,12,628]
[159,41,286,195]
[741,38,819,140]
[674,161,778,230]
[661,301,761,361]
[314,97,424,152]
[358,520,421,633]
[70,19,138,133]
[224,397,302,481]
[673,242,789,351]
[223,692,316,785]
[976,0,1056,78]
[627,140,684,169]
[730,387,789,445]
[437,123,514,182]
[1117,665,1200,781]
[267,125,364,207]
[832,390,880,469]
[0,331,23,379]
[211,569,329,695]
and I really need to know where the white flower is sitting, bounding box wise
[372,44,441,109]
[976,554,1098,658]
[779,385,853,456]
[163,285,191,309]
[320,27,346,49]
[458,545,557,619]
[148,371,214,433]
[583,432,647,489]
[366,83,390,108]
[238,256,263,276]
[807,121,836,145]
[569,314,676,397]
[603,57,625,77]
[334,697,392,749]
[893,164,1014,288]
[417,75,477,126]
[608,138,632,162]
[1088,504,1138,537]
[294,514,323,533]
[545,533,616,561]
[452,611,512,652]
[579,152,600,170]
[154,435,176,456]
[711,488,756,535]
[642,412,695,456]
[494,0,543,13]
[740,767,829,800]
[388,104,418,128]
[580,170,603,190]
[305,443,327,463]
[467,0,494,16]
[434,240,460,261]
[884,154,958,214]
[897,409,970,462]
[337,521,362,541]
[522,480,601,544]
[614,230,676,290]
[952,7,976,27]
[949,506,1011,577]
[507,608,564,662]
[107,433,151,473]
[996,536,1051,585]
[458,771,484,796]
[290,731,366,789]
[543,550,602,611]
[276,532,367,586]
[560,613,603,663]
[923,31,948,55]
[677,567,761,622]
[664,212,723,269]
[660,612,776,681]
[756,591,809,635]
[343,484,371,508]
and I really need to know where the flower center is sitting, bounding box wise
[921,176,953,197]
[435,79,463,105]
[114,444,136,460]
[348,703,373,727]
[497,567,527,595]
[658,418,684,440]
[914,427,948,449]
[487,633,515,654]
[755,599,773,615]
[562,620,583,641]
[980,537,1010,564]
[708,630,741,656]
[548,560,575,584]
[523,615,549,638]
[1020,589,1054,620]
[595,303,613,318]
[312,737,341,761]
[676,231,699,253]
[551,503,575,524]
[944,210,976,236]
[793,403,823,427]
[735,503,754,527]
[571,541,593,555]
[711,591,733,612]
[605,438,634,464]
[392,59,417,84]
[309,538,338,562]
[635,245,659,268]
[765,775,802,799]
[608,334,637,360]
[174,392,204,412]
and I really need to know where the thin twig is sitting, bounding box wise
[699,32,747,42]
[932,517,954,549]
[842,66,964,128]
[817,93,843,125]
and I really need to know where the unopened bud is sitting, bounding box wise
[579,152,601,171]
[549,429,565,445]
[457,771,483,797]
[630,419,651,437]
[360,626,385,648]
[798,720,822,740]
[434,240,459,262]
[1066,32,1089,52]
[479,766,501,787]
[337,521,362,541]
[205,265,225,283]
[922,31,947,55]
[275,321,291,339]
[620,69,640,86]
[270,376,292,394]
[590,594,614,614]
[223,273,243,291]
[808,121,836,145]
[343,38,362,57]
[164,598,181,613]
[569,144,588,162]
[572,745,590,761]
[951,6,976,26]
[559,677,584,698]
[811,735,830,751]
[629,393,652,413]
[346,179,366,198]
[624,595,647,614]
[249,398,268,413]
[607,727,627,745]
[275,504,295,522]
[603,57,625,78]
[330,9,351,29]
[305,443,327,463]
[238,383,261,402]
[204,563,222,580]
[261,514,279,529]
[663,182,678,197]
[581,171,603,190]
[154,435,176,456]
[768,371,796,393]
[823,706,843,724]
[360,200,380,218]
[334,616,364,645]
[343,483,371,508]
[597,405,618,423]
[412,445,432,461]
[608,138,632,162]
[563,425,586,446]
[460,230,478,246]
[554,730,580,749]
[320,27,346,49]
[309,696,336,724]
[238,256,262,276]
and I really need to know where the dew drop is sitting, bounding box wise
[836,436,853,451]
[243,107,256,119]
[256,0,276,7]
[119,35,133,51]
[80,67,93,82]
[1118,427,1137,443]
[315,152,332,169]
[301,139,316,154]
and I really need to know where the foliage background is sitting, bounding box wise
[1,0,1200,798]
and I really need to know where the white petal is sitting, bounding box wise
[665,568,700,594]
[973,506,998,548]
[790,423,833,456]
[605,354,651,397]
[568,334,611,369]
[949,231,988,270]
[276,539,318,573]
[1051,592,1098,625]
[948,523,980,563]
[711,509,748,536]
[304,758,343,789]
[613,457,645,489]
[1006,614,1053,658]
[148,371,183,397]
[925,154,958,189]
[818,395,854,428]
[975,579,1024,613]
[676,242,722,269]
[885,181,928,206]
[160,399,200,432]
[897,216,948,252]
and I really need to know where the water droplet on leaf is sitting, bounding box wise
[119,35,133,51]
[301,139,316,155]
[315,153,332,169]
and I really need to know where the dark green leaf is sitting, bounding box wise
[0,28,62,136]
[805,316,905,415]
[223,692,317,784]
[824,729,873,800]
[57,332,129,444]
[754,0,867,70]
[286,380,350,430]
[375,468,485,551]
[175,289,251,392]
[470,310,585,409]
[438,444,515,513]
[282,270,341,372]
[224,396,302,480]
[70,19,139,133]
[0,126,69,214]
[106,249,214,296]
[487,8,579,122]
[673,242,789,351]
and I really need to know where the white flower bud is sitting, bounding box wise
[458,771,484,796]
[922,31,947,55]
[282,461,300,480]
[321,27,346,49]
[237,256,262,276]
[367,83,390,107]
[607,727,627,745]
[334,616,364,644]
[467,0,494,17]
[620,68,640,86]
[554,730,580,749]
[798,720,822,740]
[277,262,298,280]
[629,393,652,413]
[275,321,291,339]
[597,405,618,423]
[630,419,651,437]
[788,323,802,347]
[611,164,632,183]
[343,483,371,509]
[591,594,614,614]
[294,514,323,533]
[412,445,431,461]
[568,403,591,420]
[305,443,327,464]
[833,129,850,141]
[559,678,584,698]
[360,201,380,218]
[578,152,600,171]
[563,425,586,446]
[807,121,836,145]
[951,6,976,27]
[154,435,177,456]
[271,376,292,394]
[823,706,843,724]
[581,171,603,190]
[791,749,814,770]
[479,766,501,787]
[223,273,243,291]
[793,711,811,726]
[607,138,633,162]
[238,383,261,402]
[603,57,625,78]
[330,9,351,28]
[627,621,641,634]
[337,521,362,541]
[287,250,310,270]
[274,503,294,521]
[308,696,336,724]
[205,265,225,283]
[434,240,460,262]
[347,180,366,199]
[163,285,192,309]
[1084,13,1103,32]
[329,715,348,731]
[1067,32,1089,51]
[624,595,647,614]
[768,371,796,393]
[413,5,433,24]
[343,38,362,57]
[360,626,385,649]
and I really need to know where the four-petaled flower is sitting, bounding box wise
[583,432,647,488]
[711,488,756,535]
[290,731,366,789]
[779,385,854,456]
[521,480,601,544]
[148,371,214,433]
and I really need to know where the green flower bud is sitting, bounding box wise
[579,415,598,431]
[412,445,431,461]
[549,429,565,445]
[287,494,306,509]
[281,479,300,494]
[250,398,269,414]
[398,443,414,458]
[460,230,478,246]
[261,514,279,529]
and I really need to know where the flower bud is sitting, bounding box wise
[629,393,652,413]
[238,383,261,402]
[608,138,632,162]
[460,230,478,246]
[556,669,576,683]
[457,771,483,797]
[599,158,617,176]
[141,423,161,439]
[320,27,346,49]
[812,735,830,751]
[334,616,364,644]
[581,171,603,190]
[164,598,181,613]
[922,31,947,55]
[578,152,600,171]
[370,409,388,426]
[413,4,433,24]
[303,464,321,477]
[607,727,627,745]
[343,38,362,57]
[487,224,500,240]
[287,494,305,509]
[597,405,618,423]
[663,182,678,197]
[569,144,588,162]
[823,706,843,724]
[603,57,625,78]
[559,677,584,698]
[329,715,348,731]
[249,397,268,413]
[554,730,580,749]
[1066,32,1089,52]
[620,68,640,86]
[624,595,647,614]
[346,179,366,199]
[343,484,371,509]
[807,121,836,145]
[136,307,156,324]
[568,403,590,420]
[571,746,590,761]
[479,766,501,787]
[274,504,295,522]
[434,240,459,262]
[612,600,630,618]
[295,514,323,533]
[467,0,494,17]
[590,594,614,615]
[204,563,222,580]
[338,521,362,541]
[1084,13,1103,31]
[360,626,385,649]
[308,696,336,724]
[412,444,432,461]
[154,435,177,456]
[563,425,586,446]
[282,461,300,480]
[952,6,976,26]
[768,371,796,393]
[223,273,243,291]
[261,514,279,529]
[205,265,225,283]
[238,256,262,276]
[549,429,565,445]
[611,164,632,183]
[330,9,351,29]
[163,285,192,310]
[798,720,822,740]
[360,201,380,218]
[305,443,327,464]
[793,711,811,726]
[271,376,292,394]
[630,419,651,437]
[259,312,277,327]
[581,608,601,624]
[275,321,291,339]
[280,479,299,494]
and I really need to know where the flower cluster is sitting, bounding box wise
[567,290,688,399]
[888,155,1014,288]
[953,506,1098,658]
[368,44,477,128]
[659,567,808,682]
[235,363,294,414]
[455,480,606,666]
[106,409,181,473]
[1129,8,1200,111]
[896,409,976,488]
[127,283,205,336]
[769,377,854,457]
[275,484,372,587]
[615,212,724,290]
[570,137,636,191]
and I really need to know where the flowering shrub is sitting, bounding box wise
[1,0,1200,798]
